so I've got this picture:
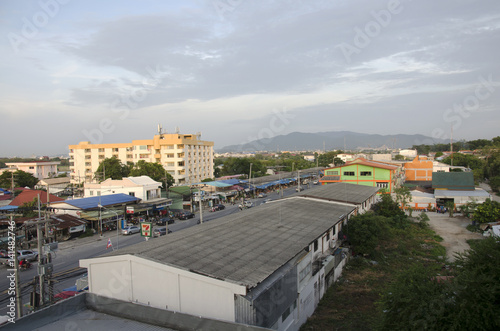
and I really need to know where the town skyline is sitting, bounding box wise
[1,0,499,156]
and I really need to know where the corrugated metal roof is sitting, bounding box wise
[107,198,354,289]
[434,189,491,198]
[126,176,162,186]
[432,172,475,190]
[53,194,140,210]
[291,182,379,204]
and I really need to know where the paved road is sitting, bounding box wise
[0,183,313,318]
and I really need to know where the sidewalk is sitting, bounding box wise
[57,232,112,251]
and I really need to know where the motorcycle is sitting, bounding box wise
[19,261,32,271]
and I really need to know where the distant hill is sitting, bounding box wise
[218,131,446,152]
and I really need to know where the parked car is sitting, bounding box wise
[258,193,267,198]
[238,201,253,209]
[313,180,319,185]
[18,250,38,262]
[212,204,225,211]
[153,227,171,237]
[177,211,195,220]
[156,217,175,226]
[122,226,140,235]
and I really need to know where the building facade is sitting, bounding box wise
[84,176,162,201]
[2,161,60,180]
[69,133,214,185]
[319,158,403,193]
[404,156,433,182]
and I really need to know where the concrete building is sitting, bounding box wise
[370,154,392,162]
[69,133,214,185]
[404,156,433,182]
[399,149,417,159]
[1,161,60,180]
[84,176,162,202]
[319,158,403,193]
[80,197,357,331]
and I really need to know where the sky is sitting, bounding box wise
[1,0,499,156]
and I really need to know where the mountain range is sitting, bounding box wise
[218,131,447,153]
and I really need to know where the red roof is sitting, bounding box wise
[9,190,64,206]
[326,158,400,171]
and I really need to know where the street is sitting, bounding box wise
[0,183,310,318]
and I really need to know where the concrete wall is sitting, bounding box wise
[80,254,246,323]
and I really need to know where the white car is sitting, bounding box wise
[18,250,38,262]
[238,201,253,209]
[122,226,140,235]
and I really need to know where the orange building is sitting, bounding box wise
[404,156,433,182]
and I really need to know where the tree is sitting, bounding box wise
[333,157,345,166]
[317,151,340,167]
[345,213,391,257]
[372,189,406,218]
[394,154,405,161]
[435,151,444,158]
[95,157,129,181]
[19,197,40,217]
[394,187,412,212]
[0,170,39,189]
[445,200,455,217]
[472,198,500,223]
[489,176,500,192]
[129,161,174,188]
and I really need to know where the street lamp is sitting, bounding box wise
[98,204,121,250]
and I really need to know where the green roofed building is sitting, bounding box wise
[432,172,475,191]
[319,158,403,193]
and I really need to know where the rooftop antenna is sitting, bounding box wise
[175,126,180,134]
[157,124,163,135]
[196,132,202,139]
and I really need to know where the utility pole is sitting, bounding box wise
[199,190,203,224]
[36,195,44,308]
[45,186,50,242]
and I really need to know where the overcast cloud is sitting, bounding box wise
[1,0,499,156]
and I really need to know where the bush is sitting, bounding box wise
[345,213,392,257]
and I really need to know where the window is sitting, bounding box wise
[343,171,355,176]
[281,306,291,322]
[376,182,389,188]
[332,225,336,235]
[89,191,93,196]
[326,232,330,241]
[360,171,372,176]
[332,171,339,175]
[29,166,34,169]
[98,148,105,152]
[314,239,319,252]
[299,263,312,282]
[113,148,119,152]
[129,192,135,197]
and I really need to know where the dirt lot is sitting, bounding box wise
[426,212,484,262]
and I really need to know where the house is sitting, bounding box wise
[432,172,490,208]
[399,149,417,159]
[80,197,355,331]
[319,158,403,193]
[9,190,64,207]
[1,161,60,180]
[84,176,162,201]
[50,194,141,232]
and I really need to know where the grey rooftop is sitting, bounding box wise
[107,197,354,289]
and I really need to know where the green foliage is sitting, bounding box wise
[449,237,500,330]
[435,151,444,158]
[379,264,454,331]
[201,178,213,182]
[445,200,455,217]
[20,197,40,217]
[472,198,500,223]
[221,157,267,177]
[394,186,412,209]
[459,201,477,218]
[394,154,405,161]
[490,176,500,192]
[0,170,39,189]
[345,213,391,257]
[372,192,406,219]
[129,160,174,187]
[442,153,484,170]
[417,212,430,229]
[317,151,340,167]
[95,157,129,181]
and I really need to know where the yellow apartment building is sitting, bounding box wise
[69,133,214,185]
